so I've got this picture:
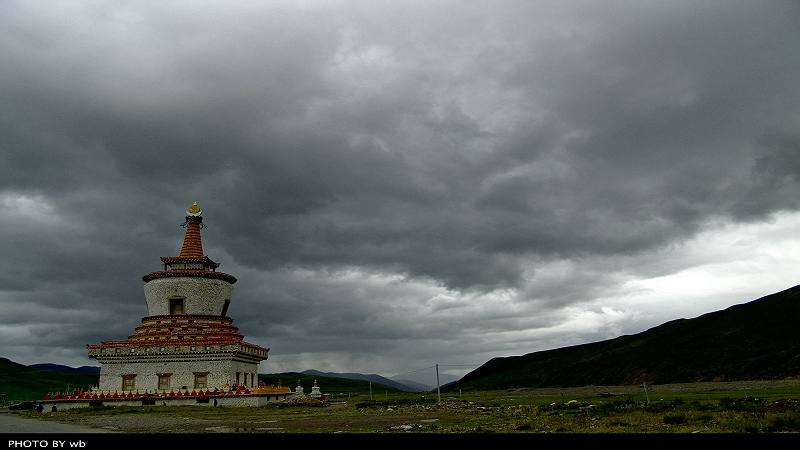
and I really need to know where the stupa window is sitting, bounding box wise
[222,299,231,316]
[194,372,208,389]
[169,298,185,314]
[122,375,136,391]
[158,374,171,391]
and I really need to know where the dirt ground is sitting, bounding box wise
[19,401,465,434]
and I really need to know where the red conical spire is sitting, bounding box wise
[179,202,204,258]
[142,202,232,282]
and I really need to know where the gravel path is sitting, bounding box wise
[0,412,117,433]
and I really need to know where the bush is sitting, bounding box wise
[718,396,764,412]
[763,414,800,432]
[663,413,686,425]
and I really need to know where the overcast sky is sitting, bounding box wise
[1,1,799,385]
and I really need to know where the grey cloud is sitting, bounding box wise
[1,1,799,375]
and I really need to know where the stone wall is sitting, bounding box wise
[38,393,292,411]
[97,358,258,392]
[143,277,233,316]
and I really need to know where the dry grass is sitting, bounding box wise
[18,383,800,434]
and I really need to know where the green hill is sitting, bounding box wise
[0,358,100,403]
[448,285,800,391]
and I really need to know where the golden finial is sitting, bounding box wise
[188,202,200,214]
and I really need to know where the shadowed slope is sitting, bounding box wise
[450,285,800,390]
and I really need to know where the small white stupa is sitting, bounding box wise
[310,380,322,398]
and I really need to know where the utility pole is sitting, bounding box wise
[436,364,441,403]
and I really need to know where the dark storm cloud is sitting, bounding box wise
[1,1,799,375]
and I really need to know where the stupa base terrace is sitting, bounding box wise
[38,384,294,411]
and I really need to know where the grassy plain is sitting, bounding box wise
[12,383,800,434]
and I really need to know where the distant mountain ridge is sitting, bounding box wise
[448,284,800,391]
[298,369,460,392]
[392,379,439,392]
[29,363,100,374]
[299,370,420,392]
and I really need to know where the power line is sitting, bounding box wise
[392,365,436,377]
[392,363,480,378]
